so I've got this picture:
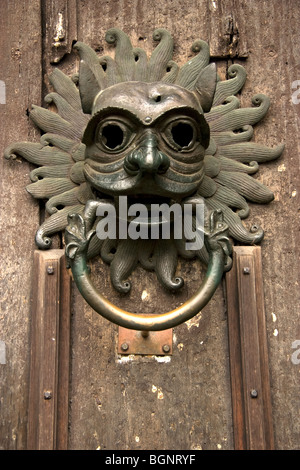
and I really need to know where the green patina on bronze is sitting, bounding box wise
[65,206,230,331]
[4,28,284,299]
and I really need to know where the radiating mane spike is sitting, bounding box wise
[73,41,105,114]
[148,28,174,81]
[105,28,136,82]
[193,63,217,112]
[175,39,210,89]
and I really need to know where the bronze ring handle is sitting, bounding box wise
[65,205,232,331]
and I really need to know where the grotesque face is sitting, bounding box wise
[5,28,282,294]
[83,81,210,202]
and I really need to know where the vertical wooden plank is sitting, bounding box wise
[67,0,299,451]
[69,0,234,451]
[56,254,72,450]
[237,252,266,449]
[27,250,71,450]
[40,256,60,450]
[0,0,42,450]
[226,246,274,450]
[224,254,247,450]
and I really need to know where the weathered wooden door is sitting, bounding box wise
[1,0,299,451]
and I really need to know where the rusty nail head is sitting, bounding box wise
[250,389,258,398]
[121,342,129,352]
[162,344,170,353]
[44,391,52,400]
[47,266,54,275]
[243,267,250,274]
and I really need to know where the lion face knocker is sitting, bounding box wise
[4,28,284,330]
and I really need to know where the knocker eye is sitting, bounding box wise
[162,119,199,152]
[95,119,135,153]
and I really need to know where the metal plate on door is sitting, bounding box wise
[118,327,173,355]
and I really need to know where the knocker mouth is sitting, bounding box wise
[91,184,177,228]
[118,194,175,228]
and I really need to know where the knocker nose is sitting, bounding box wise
[124,133,170,175]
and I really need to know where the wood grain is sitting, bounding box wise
[0,0,42,450]
[226,247,274,450]
[1,0,299,451]
[27,250,71,450]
